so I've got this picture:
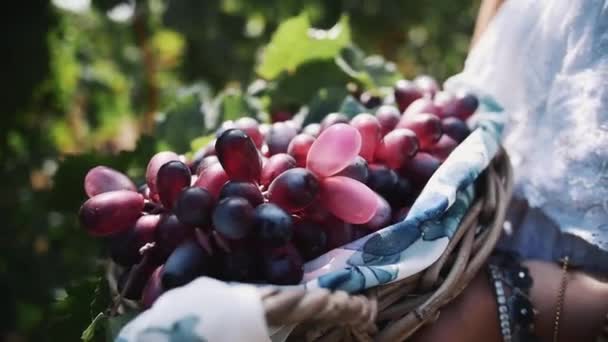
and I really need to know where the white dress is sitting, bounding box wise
[447,0,608,271]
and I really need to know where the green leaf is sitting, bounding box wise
[256,14,351,80]
[303,87,349,126]
[339,95,369,118]
[190,134,216,153]
[82,312,106,342]
[219,88,257,122]
[336,46,401,89]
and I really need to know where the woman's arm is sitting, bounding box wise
[470,0,505,49]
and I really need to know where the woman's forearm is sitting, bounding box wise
[471,0,505,49]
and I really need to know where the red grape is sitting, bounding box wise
[84,166,136,197]
[266,122,298,156]
[162,240,214,290]
[219,181,264,206]
[216,129,261,182]
[413,75,439,98]
[267,168,319,212]
[320,176,378,224]
[190,142,217,173]
[195,155,220,175]
[400,152,441,188]
[254,203,293,248]
[142,266,164,309]
[363,194,392,231]
[394,79,423,112]
[426,135,458,161]
[263,243,303,285]
[194,162,229,198]
[319,113,349,132]
[433,91,456,118]
[212,197,254,240]
[350,113,382,162]
[302,123,321,137]
[323,216,356,249]
[335,155,369,183]
[441,117,470,142]
[79,190,144,236]
[375,128,419,169]
[397,113,442,150]
[287,133,315,167]
[175,187,215,227]
[375,105,401,136]
[441,91,479,120]
[292,220,328,260]
[403,97,442,117]
[260,153,296,188]
[156,214,195,257]
[157,161,191,209]
[146,151,179,201]
[235,117,264,148]
[110,214,160,266]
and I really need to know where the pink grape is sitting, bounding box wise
[146,151,179,201]
[350,113,382,162]
[84,166,136,197]
[79,190,144,236]
[433,91,456,118]
[267,168,319,212]
[194,162,230,198]
[401,152,441,188]
[216,129,261,182]
[235,117,264,148]
[287,134,316,167]
[403,97,442,117]
[426,135,458,161]
[375,105,401,136]
[260,153,296,188]
[307,123,362,177]
[157,161,191,209]
[375,128,419,169]
[363,194,392,231]
[259,123,271,137]
[441,117,471,142]
[397,113,442,150]
[196,156,220,175]
[266,122,298,155]
[394,80,423,112]
[413,75,439,98]
[190,142,217,173]
[319,113,349,132]
[302,123,321,137]
[320,176,378,224]
[441,91,479,120]
[142,266,164,309]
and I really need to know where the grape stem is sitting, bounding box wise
[109,249,152,316]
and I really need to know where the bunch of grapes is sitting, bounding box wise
[78,75,477,308]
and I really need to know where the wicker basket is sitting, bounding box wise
[108,150,512,342]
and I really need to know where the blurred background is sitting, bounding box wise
[2,0,478,340]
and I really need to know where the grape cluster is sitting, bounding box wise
[78,76,476,308]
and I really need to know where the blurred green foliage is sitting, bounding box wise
[1,0,478,340]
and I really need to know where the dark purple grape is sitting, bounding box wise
[394,79,423,112]
[174,187,215,227]
[162,240,213,289]
[142,266,164,308]
[212,197,254,240]
[146,151,179,201]
[375,105,401,136]
[360,91,382,108]
[267,168,319,212]
[401,152,441,188]
[155,214,195,258]
[302,123,321,137]
[79,190,144,236]
[110,214,160,266]
[386,176,415,208]
[366,164,399,199]
[219,181,264,207]
[260,153,296,188]
[320,113,349,132]
[323,217,356,249]
[253,203,293,248]
[84,166,137,198]
[441,91,479,120]
[293,220,328,260]
[266,122,298,156]
[394,206,411,222]
[221,246,262,282]
[335,156,369,183]
[263,244,303,285]
[216,129,262,182]
[441,117,471,143]
[157,161,191,209]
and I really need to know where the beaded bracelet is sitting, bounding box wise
[488,253,539,342]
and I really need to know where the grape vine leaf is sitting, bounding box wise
[256,14,351,80]
[339,95,368,118]
[303,87,349,126]
[336,46,402,90]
